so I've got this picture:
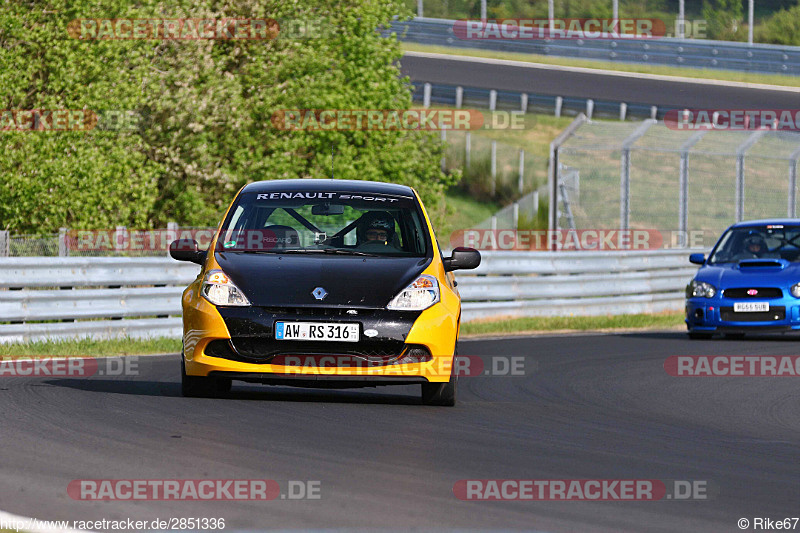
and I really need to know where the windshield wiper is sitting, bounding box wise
[222,248,379,257]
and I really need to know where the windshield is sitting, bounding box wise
[216,191,429,257]
[708,225,800,264]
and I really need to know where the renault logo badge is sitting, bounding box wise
[312,287,328,300]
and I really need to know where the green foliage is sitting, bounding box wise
[702,0,746,41]
[755,3,800,45]
[0,0,454,233]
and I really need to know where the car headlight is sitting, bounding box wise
[201,270,250,307]
[387,274,440,311]
[791,283,800,298]
[689,280,716,298]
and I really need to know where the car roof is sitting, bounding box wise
[730,219,800,228]
[241,179,416,197]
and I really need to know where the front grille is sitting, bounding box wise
[231,338,405,360]
[720,306,785,322]
[723,287,782,299]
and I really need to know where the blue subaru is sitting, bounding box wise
[685,220,800,339]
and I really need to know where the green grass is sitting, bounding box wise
[402,42,800,88]
[461,312,685,336]
[437,190,500,244]
[0,337,181,358]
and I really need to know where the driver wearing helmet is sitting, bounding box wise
[742,234,768,258]
[357,211,397,248]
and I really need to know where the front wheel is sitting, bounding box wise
[181,356,231,398]
[421,346,458,406]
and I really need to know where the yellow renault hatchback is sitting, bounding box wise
[170,179,480,405]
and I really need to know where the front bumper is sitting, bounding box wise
[182,296,459,383]
[685,296,800,332]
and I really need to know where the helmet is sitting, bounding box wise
[357,211,395,243]
[744,234,767,253]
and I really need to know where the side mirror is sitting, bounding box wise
[170,239,207,265]
[444,247,481,272]
[689,253,705,265]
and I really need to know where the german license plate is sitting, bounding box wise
[275,322,360,342]
[733,302,769,312]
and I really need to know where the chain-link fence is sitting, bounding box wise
[553,117,800,247]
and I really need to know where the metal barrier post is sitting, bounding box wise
[490,141,497,196]
[455,86,463,109]
[518,149,525,194]
[0,231,8,258]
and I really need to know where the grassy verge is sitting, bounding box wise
[402,42,800,88]
[0,337,181,358]
[438,190,499,242]
[461,312,685,336]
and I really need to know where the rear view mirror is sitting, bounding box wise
[312,203,345,216]
[170,239,207,265]
[444,247,481,272]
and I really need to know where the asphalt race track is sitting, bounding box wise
[1,332,799,532]
[400,53,800,110]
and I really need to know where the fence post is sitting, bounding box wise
[549,114,587,236]
[465,131,471,169]
[586,99,594,120]
[58,227,68,257]
[490,140,497,196]
[619,102,627,121]
[440,127,447,173]
[115,225,127,254]
[513,202,519,230]
[555,96,563,118]
[518,149,525,194]
[619,120,656,231]
[423,83,431,108]
[678,131,707,246]
[417,0,423,17]
[520,93,528,113]
[455,86,463,109]
[650,106,658,120]
[533,191,539,217]
[489,90,497,111]
[0,230,8,257]
[735,131,766,222]
[789,147,800,218]
[167,222,179,257]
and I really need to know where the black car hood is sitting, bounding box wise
[215,252,432,308]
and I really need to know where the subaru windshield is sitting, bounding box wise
[708,225,800,264]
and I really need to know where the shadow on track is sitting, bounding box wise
[43,378,422,405]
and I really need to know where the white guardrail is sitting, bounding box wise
[0,250,703,343]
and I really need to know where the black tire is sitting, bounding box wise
[421,346,458,406]
[724,332,746,340]
[688,332,713,340]
[181,356,230,398]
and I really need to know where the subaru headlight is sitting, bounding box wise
[387,274,440,311]
[689,280,716,299]
[791,283,800,298]
[201,270,250,306]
